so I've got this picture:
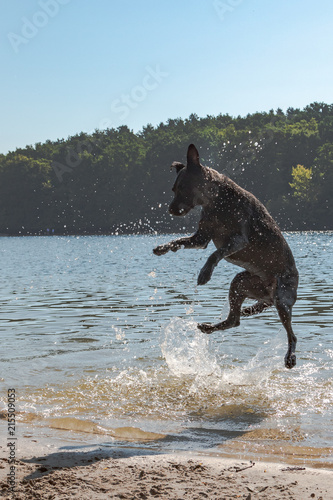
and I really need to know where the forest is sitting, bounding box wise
[0,101,332,236]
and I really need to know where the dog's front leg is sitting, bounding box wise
[153,240,181,255]
[153,231,210,256]
[197,235,248,285]
[197,252,220,286]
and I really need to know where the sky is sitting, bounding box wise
[1,0,332,154]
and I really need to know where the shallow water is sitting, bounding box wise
[0,232,332,467]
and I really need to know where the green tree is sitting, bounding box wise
[289,164,315,202]
[0,155,52,233]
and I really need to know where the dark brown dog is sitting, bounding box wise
[153,144,299,369]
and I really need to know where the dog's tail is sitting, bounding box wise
[241,300,272,317]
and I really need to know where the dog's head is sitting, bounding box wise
[168,144,208,216]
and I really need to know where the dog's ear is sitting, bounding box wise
[187,144,200,170]
[170,161,185,174]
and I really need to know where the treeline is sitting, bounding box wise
[0,101,332,235]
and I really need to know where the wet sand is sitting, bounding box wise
[1,436,332,499]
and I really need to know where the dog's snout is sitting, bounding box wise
[169,201,191,216]
[169,205,184,216]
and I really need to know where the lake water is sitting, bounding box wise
[0,232,332,468]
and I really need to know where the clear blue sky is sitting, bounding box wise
[1,0,332,154]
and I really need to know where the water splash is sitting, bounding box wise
[160,317,220,377]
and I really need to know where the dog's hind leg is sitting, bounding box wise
[198,271,255,334]
[274,274,298,369]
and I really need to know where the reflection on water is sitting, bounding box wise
[0,232,332,467]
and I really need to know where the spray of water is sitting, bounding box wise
[160,317,221,377]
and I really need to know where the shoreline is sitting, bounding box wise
[1,433,332,499]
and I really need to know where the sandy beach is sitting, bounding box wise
[1,436,332,499]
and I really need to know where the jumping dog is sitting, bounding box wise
[153,144,299,369]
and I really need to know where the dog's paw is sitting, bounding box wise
[285,353,296,369]
[153,244,170,256]
[197,322,215,334]
[197,264,213,286]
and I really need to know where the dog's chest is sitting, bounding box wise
[210,225,239,250]
[224,254,256,272]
